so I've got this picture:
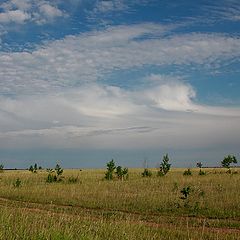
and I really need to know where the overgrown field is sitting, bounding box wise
[0,168,239,239]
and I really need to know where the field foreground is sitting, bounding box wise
[0,168,239,239]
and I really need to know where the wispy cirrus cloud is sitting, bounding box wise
[0,81,240,150]
[202,0,240,22]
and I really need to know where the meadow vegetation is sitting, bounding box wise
[0,159,239,239]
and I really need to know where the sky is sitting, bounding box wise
[0,0,240,169]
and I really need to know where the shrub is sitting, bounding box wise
[221,155,238,173]
[105,159,116,180]
[68,176,79,183]
[199,169,206,175]
[0,164,4,173]
[13,178,21,188]
[46,173,57,183]
[115,166,128,180]
[33,163,38,173]
[55,164,63,178]
[158,154,171,176]
[29,165,34,172]
[142,168,152,177]
[46,164,64,183]
[196,162,203,168]
[180,186,191,199]
[183,168,192,176]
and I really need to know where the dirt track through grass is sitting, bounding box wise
[0,168,240,239]
[0,195,240,235]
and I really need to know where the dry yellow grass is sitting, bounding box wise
[0,168,239,239]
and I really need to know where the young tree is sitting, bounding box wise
[55,164,63,175]
[221,155,238,173]
[0,164,4,172]
[196,162,206,175]
[46,164,64,183]
[142,157,152,177]
[142,168,152,177]
[115,166,128,180]
[29,165,34,172]
[158,154,171,176]
[33,163,38,173]
[105,159,116,180]
[196,162,202,168]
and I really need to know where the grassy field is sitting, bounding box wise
[0,167,239,239]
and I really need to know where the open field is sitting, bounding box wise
[0,168,239,239]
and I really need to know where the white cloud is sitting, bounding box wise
[93,0,128,13]
[34,3,64,24]
[144,81,196,112]
[202,0,240,22]
[1,0,32,11]
[0,24,240,95]
[39,4,63,18]
[0,23,240,151]
[0,82,240,150]
[0,0,65,25]
[0,9,30,24]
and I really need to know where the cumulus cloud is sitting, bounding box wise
[0,9,30,24]
[0,0,65,25]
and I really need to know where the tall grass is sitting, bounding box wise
[0,168,239,239]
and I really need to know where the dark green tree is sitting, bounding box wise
[221,155,237,168]
[105,159,116,180]
[183,168,192,176]
[221,155,237,173]
[115,166,128,180]
[46,165,64,183]
[196,162,202,168]
[33,163,38,173]
[55,164,63,176]
[196,162,206,175]
[180,186,191,199]
[0,164,4,172]
[142,168,152,177]
[29,165,34,172]
[158,154,171,176]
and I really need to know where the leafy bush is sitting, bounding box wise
[33,163,38,173]
[29,163,38,173]
[115,166,128,180]
[196,162,203,168]
[180,186,191,199]
[55,164,63,176]
[158,154,171,176]
[105,159,116,180]
[68,176,79,183]
[13,178,21,188]
[105,160,129,180]
[142,168,152,177]
[0,164,4,173]
[46,164,64,183]
[221,155,238,173]
[46,172,57,183]
[29,165,34,172]
[199,169,206,175]
[183,168,192,176]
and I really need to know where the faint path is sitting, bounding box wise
[0,196,239,235]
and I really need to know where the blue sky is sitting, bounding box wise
[0,0,240,168]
